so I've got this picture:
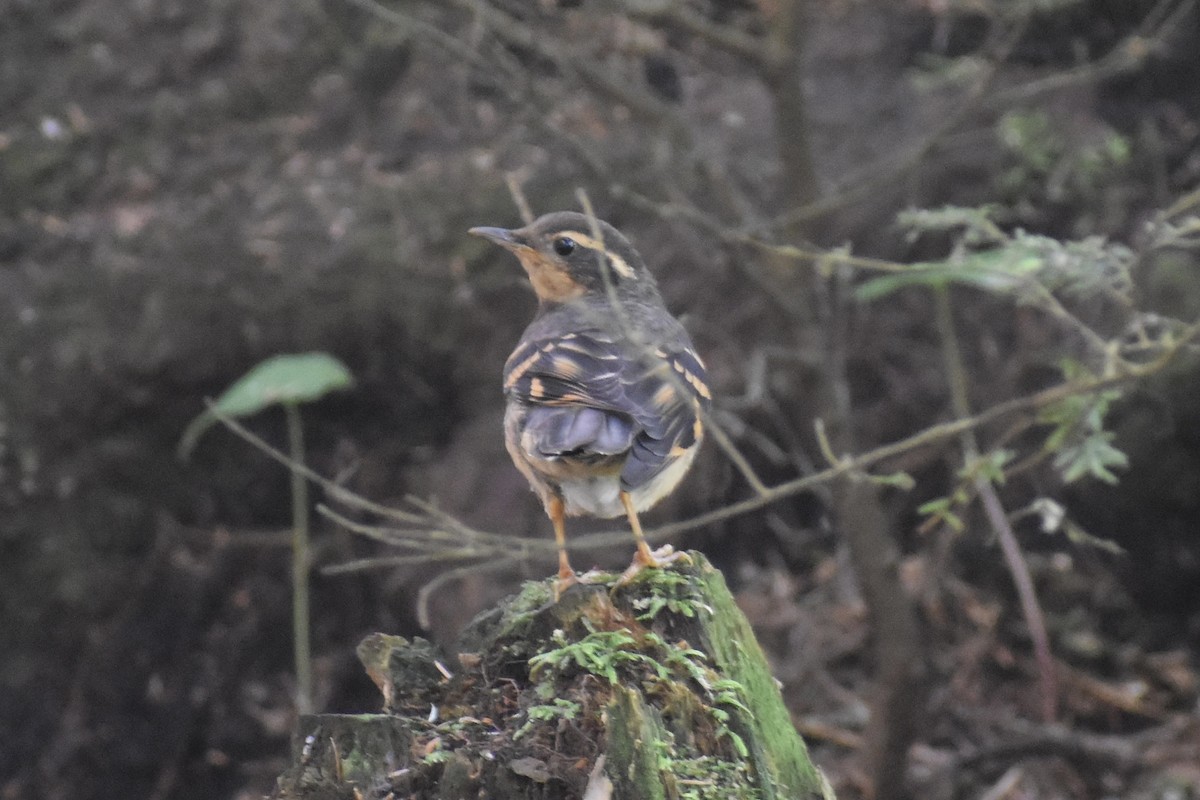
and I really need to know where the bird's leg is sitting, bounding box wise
[617,490,688,585]
[548,494,578,599]
[623,490,659,568]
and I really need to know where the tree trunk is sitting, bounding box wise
[272,554,834,799]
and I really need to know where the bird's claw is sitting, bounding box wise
[553,569,601,600]
[615,545,690,587]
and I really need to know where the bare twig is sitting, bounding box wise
[342,0,493,70]
[623,1,769,68]
[934,286,1058,721]
[416,557,522,630]
[991,0,1196,107]
[505,173,536,226]
[452,0,693,142]
[773,6,1032,231]
[206,319,1199,576]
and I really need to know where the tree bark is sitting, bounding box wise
[272,554,834,800]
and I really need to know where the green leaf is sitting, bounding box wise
[212,352,354,413]
[1054,433,1129,485]
[178,352,354,459]
[895,205,1005,244]
[963,449,1014,485]
[870,470,916,490]
[856,264,997,301]
[855,251,1034,301]
[1061,519,1125,555]
[918,497,965,532]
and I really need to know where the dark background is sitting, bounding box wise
[3,1,1199,798]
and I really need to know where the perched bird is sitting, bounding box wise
[470,212,712,596]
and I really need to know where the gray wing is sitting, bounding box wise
[504,330,711,490]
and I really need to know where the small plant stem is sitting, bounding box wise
[934,286,1057,721]
[285,401,313,715]
[977,473,1058,721]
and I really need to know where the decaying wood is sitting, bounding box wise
[273,553,835,799]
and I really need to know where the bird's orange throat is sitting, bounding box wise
[513,247,586,303]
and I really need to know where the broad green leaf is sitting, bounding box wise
[178,352,354,459]
[211,352,354,414]
[856,264,1007,301]
[855,251,1034,301]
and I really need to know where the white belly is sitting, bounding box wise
[558,445,698,519]
[560,474,624,518]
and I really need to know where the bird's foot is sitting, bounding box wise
[553,570,578,601]
[615,545,690,587]
[552,568,601,600]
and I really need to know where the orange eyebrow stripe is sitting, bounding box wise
[555,229,637,279]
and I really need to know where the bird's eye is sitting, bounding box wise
[552,237,576,256]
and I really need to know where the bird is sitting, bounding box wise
[469,211,712,597]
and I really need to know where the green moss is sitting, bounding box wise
[664,753,762,800]
[604,686,668,800]
[690,562,826,800]
[277,554,833,798]
[629,568,713,622]
[514,698,581,740]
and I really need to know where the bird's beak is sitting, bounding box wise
[469,223,584,303]
[468,226,528,251]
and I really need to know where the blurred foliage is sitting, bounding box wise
[857,198,1200,545]
[178,352,355,459]
[859,205,1133,307]
[996,109,1132,220]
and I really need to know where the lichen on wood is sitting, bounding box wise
[273,553,834,799]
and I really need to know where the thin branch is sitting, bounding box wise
[991,0,1196,107]
[363,319,1194,565]
[505,173,536,225]
[451,0,694,142]
[623,1,770,68]
[417,557,522,630]
[342,0,493,70]
[773,7,1033,231]
[978,476,1058,720]
[1162,185,1200,220]
[935,286,1057,722]
[205,323,1200,576]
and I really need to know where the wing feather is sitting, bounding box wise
[504,330,711,491]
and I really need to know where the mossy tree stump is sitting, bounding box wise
[273,554,834,799]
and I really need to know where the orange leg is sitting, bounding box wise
[548,494,578,598]
[621,490,658,568]
[617,490,687,585]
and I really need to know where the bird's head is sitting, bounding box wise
[470,211,659,306]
